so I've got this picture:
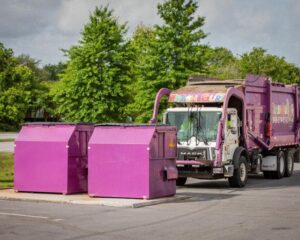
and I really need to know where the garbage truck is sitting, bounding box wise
[150,74,300,187]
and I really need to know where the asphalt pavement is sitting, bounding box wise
[1,163,300,240]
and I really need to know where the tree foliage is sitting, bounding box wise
[204,47,300,83]
[239,47,300,83]
[43,62,66,81]
[53,6,132,123]
[206,47,241,80]
[127,0,208,122]
[0,43,50,129]
[15,54,48,81]
[125,25,162,122]
[156,0,207,87]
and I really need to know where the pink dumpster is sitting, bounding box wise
[14,123,94,194]
[88,124,178,199]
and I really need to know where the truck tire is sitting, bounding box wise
[228,156,248,188]
[272,151,285,179]
[176,177,187,186]
[285,149,294,177]
[294,148,300,163]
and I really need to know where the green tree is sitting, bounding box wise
[16,54,49,81]
[156,0,207,87]
[239,47,300,83]
[53,6,132,122]
[0,43,53,130]
[0,42,15,91]
[126,25,162,122]
[43,62,67,81]
[127,0,208,122]
[206,47,241,80]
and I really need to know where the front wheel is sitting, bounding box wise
[176,177,187,186]
[228,156,248,188]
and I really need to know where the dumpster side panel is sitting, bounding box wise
[149,127,177,198]
[88,143,149,198]
[14,141,68,193]
[88,126,155,198]
[149,159,177,198]
[88,125,177,199]
[14,124,90,194]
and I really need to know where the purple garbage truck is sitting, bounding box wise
[151,75,300,187]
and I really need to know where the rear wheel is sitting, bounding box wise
[176,177,187,186]
[272,151,285,179]
[285,149,294,177]
[228,156,248,188]
[294,148,300,163]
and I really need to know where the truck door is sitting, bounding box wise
[223,110,239,162]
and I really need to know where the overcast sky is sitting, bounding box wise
[0,0,299,67]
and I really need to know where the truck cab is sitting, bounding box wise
[164,107,240,185]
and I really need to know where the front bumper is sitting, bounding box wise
[176,160,234,178]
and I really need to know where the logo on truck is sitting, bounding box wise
[272,99,294,123]
[169,93,225,103]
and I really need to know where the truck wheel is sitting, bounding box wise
[228,156,248,188]
[285,149,294,177]
[176,177,187,186]
[294,148,300,163]
[272,151,285,179]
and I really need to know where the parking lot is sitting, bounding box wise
[0,163,300,240]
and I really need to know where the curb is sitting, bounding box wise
[0,190,190,208]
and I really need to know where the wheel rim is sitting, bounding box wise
[240,163,246,182]
[279,156,284,174]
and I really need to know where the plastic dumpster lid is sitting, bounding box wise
[95,123,169,127]
[23,122,94,126]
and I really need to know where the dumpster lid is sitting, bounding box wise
[23,122,94,126]
[95,123,168,127]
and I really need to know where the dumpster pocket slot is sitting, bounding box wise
[162,166,178,181]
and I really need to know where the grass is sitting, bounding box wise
[0,152,14,188]
[0,138,15,142]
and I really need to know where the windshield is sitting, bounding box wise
[166,111,222,143]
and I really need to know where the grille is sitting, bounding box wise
[178,147,207,161]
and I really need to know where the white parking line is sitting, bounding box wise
[0,212,49,219]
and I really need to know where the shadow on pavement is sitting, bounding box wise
[178,168,300,192]
[176,192,239,203]
[183,180,229,189]
[244,169,300,190]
